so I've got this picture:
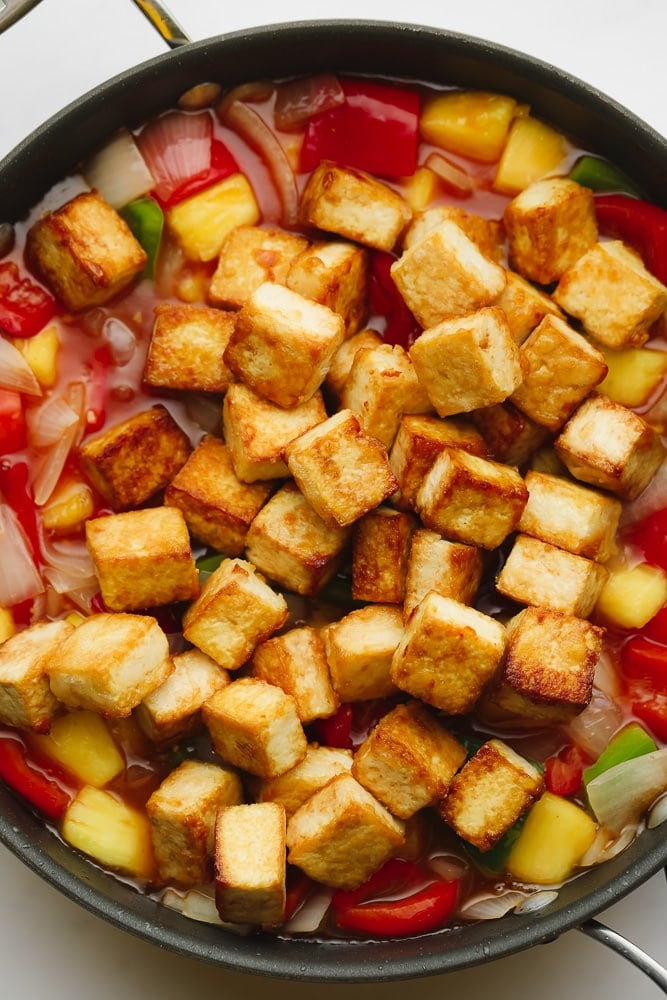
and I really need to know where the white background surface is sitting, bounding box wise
[0,1,666,997]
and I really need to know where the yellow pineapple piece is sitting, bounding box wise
[14,324,60,389]
[166,173,260,262]
[0,608,16,644]
[493,116,569,196]
[596,562,667,629]
[420,90,518,163]
[32,710,124,786]
[40,476,94,533]
[65,611,86,628]
[599,347,667,407]
[507,792,596,883]
[62,785,154,880]
[402,166,439,212]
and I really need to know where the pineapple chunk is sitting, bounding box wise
[40,476,94,534]
[62,785,154,880]
[420,90,518,163]
[0,607,15,643]
[65,611,86,628]
[32,710,124,786]
[14,324,60,389]
[166,173,260,262]
[493,116,568,196]
[507,792,596,883]
[402,166,439,212]
[599,347,667,407]
[596,562,667,629]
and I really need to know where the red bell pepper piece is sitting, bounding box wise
[594,194,667,285]
[84,344,112,434]
[369,251,421,348]
[300,80,420,179]
[0,389,27,455]
[631,694,667,743]
[627,507,667,573]
[312,703,353,749]
[159,139,240,208]
[622,635,667,690]
[284,867,315,922]
[331,858,459,937]
[0,458,41,561]
[0,261,57,338]
[0,734,70,820]
[642,606,667,645]
[544,743,586,796]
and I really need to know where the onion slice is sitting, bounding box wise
[138,111,212,203]
[274,74,345,132]
[0,504,44,606]
[27,393,86,505]
[457,889,528,920]
[0,336,42,396]
[283,887,333,934]
[83,129,156,210]
[586,746,667,833]
[425,152,475,197]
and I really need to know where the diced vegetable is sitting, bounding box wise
[137,111,213,206]
[631,696,667,743]
[596,562,667,629]
[62,785,154,879]
[0,504,43,606]
[274,74,345,132]
[0,606,15,642]
[165,173,260,262]
[31,711,124,787]
[586,747,667,832]
[423,152,474,197]
[0,735,71,819]
[401,165,439,211]
[545,743,587,796]
[493,116,568,195]
[583,722,656,786]
[14,324,60,390]
[369,250,421,348]
[595,194,667,284]
[120,197,164,279]
[312,703,353,750]
[621,636,667,690]
[40,476,95,534]
[419,90,518,163]
[599,347,667,407]
[0,262,57,339]
[83,128,156,210]
[0,459,41,559]
[628,508,667,573]
[506,792,597,883]
[0,335,43,397]
[569,155,643,197]
[0,389,26,455]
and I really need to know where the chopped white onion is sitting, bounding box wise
[0,336,42,396]
[283,887,333,934]
[428,854,469,882]
[0,504,44,606]
[424,152,475,196]
[26,394,78,449]
[566,687,623,759]
[586,746,667,833]
[31,415,82,507]
[578,824,636,866]
[103,317,137,367]
[83,129,156,210]
[513,890,559,914]
[647,793,667,828]
[138,111,212,203]
[161,887,252,935]
[457,889,528,920]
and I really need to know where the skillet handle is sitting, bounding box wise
[0,0,43,34]
[130,0,191,48]
[579,903,667,994]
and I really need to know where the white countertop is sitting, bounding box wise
[1,1,666,997]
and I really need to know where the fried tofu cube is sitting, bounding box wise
[284,409,399,529]
[78,404,191,511]
[416,447,528,550]
[147,760,243,886]
[553,241,667,348]
[321,605,404,702]
[325,328,384,402]
[403,529,484,620]
[143,303,235,393]
[182,557,288,670]
[224,282,345,408]
[47,612,172,717]
[285,772,405,890]
[299,161,412,252]
[165,173,260,262]
[244,482,351,597]
[496,534,608,617]
[0,620,73,730]
[25,190,147,312]
[352,701,467,818]
[164,435,274,556]
[409,307,523,417]
[208,225,308,309]
[389,413,488,512]
[470,401,550,466]
[255,745,353,817]
[85,506,200,612]
[439,739,544,851]
[287,240,369,335]
[250,626,338,723]
[390,592,506,715]
[503,177,598,285]
[509,314,608,431]
[519,469,622,562]
[222,382,327,483]
[554,393,665,500]
[215,802,286,925]
[495,269,565,344]
[136,648,230,746]
[402,205,504,262]
[391,219,506,329]
[203,677,307,778]
[351,506,416,604]
[479,606,603,727]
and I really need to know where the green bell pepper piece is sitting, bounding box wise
[121,196,164,279]
[569,155,644,198]
[583,721,657,786]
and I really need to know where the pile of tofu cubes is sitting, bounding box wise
[6,160,666,929]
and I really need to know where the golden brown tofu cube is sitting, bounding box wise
[164,435,274,556]
[503,177,598,285]
[287,240,368,335]
[136,648,230,746]
[284,409,399,529]
[495,269,565,344]
[409,307,523,417]
[47,612,172,717]
[250,626,338,724]
[222,382,327,483]
[389,413,488,512]
[224,282,345,408]
[352,701,467,818]
[351,506,416,604]
[147,759,243,885]
[554,393,665,500]
[391,219,506,329]
[325,328,384,403]
[0,620,73,730]
[285,771,405,890]
[496,534,608,617]
[519,469,622,562]
[78,405,191,511]
[203,677,307,778]
[299,161,412,252]
[182,557,288,670]
[416,447,529,550]
[390,592,506,715]
[85,506,200,612]
[321,604,404,702]
[470,401,550,467]
[480,606,604,727]
[403,529,484,620]
[208,225,308,309]
[439,739,544,851]
[144,303,235,394]
[256,745,353,817]
[215,801,287,926]
[25,190,147,312]
[553,241,667,349]
[403,205,504,263]
[510,314,608,431]
[244,481,351,597]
